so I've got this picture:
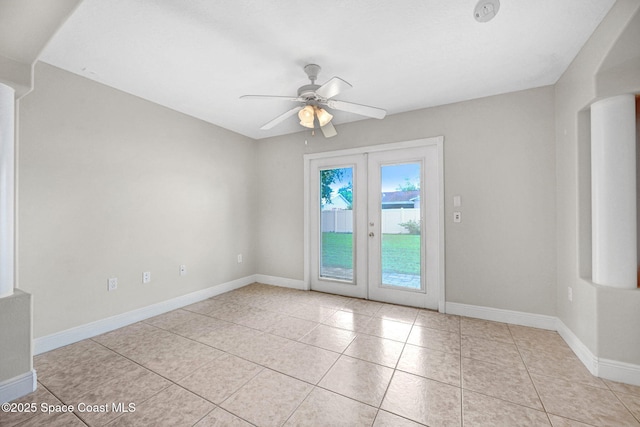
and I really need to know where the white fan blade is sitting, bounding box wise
[260,106,303,130]
[315,77,352,99]
[320,121,337,138]
[240,95,300,101]
[325,99,386,119]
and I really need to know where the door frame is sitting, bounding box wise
[303,136,445,312]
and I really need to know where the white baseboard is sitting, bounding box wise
[0,369,36,403]
[446,302,640,387]
[445,302,557,330]
[254,274,307,290]
[556,319,640,386]
[555,318,599,375]
[34,275,257,355]
[598,358,640,387]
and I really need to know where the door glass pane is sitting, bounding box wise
[380,163,421,289]
[320,167,354,282]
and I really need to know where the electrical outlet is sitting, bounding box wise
[179,265,187,276]
[237,254,243,263]
[568,286,573,302]
[143,271,151,284]
[453,211,461,223]
[107,277,118,291]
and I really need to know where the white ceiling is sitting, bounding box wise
[39,0,616,140]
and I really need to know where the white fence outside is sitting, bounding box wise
[321,208,420,234]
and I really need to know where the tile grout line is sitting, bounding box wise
[375,317,418,418]
[180,289,323,425]
[289,300,418,424]
[152,299,366,401]
[506,323,553,426]
[607,386,640,424]
[505,325,630,425]
[31,381,90,427]
[458,318,587,423]
[277,384,316,427]
[87,338,196,424]
[167,299,358,423]
[189,406,216,427]
[38,338,178,425]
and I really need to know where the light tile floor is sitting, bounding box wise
[3,283,640,426]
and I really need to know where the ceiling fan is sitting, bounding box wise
[240,64,386,138]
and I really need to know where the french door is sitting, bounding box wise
[306,139,443,310]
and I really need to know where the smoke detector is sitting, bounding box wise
[474,0,500,23]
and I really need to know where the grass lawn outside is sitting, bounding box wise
[321,232,421,275]
[321,232,353,269]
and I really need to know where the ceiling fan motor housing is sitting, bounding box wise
[303,64,321,83]
[297,84,321,104]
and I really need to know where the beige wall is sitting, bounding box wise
[18,63,258,338]
[555,0,640,363]
[257,86,557,316]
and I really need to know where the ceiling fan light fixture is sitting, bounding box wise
[298,105,315,128]
[315,107,333,127]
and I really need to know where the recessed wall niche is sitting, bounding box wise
[579,95,639,286]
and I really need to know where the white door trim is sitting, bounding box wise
[303,136,445,311]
